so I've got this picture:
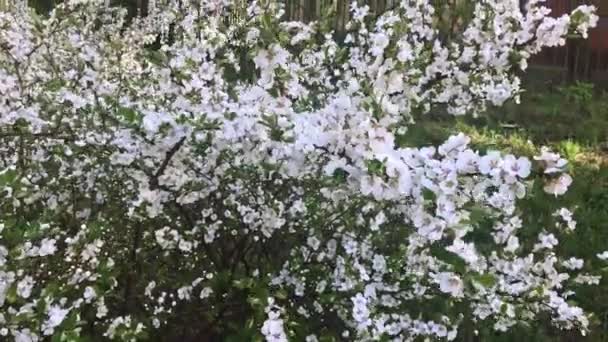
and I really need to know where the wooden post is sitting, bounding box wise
[574,41,581,81]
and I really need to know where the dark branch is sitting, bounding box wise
[149,136,187,190]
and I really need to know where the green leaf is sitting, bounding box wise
[365,159,386,176]
[146,50,167,66]
[430,246,466,274]
[46,79,66,92]
[117,107,140,124]
[468,205,488,223]
[5,285,17,304]
[0,168,18,187]
[472,273,497,288]
[332,168,348,184]
[422,188,436,201]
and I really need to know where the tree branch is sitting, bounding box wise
[149,136,186,190]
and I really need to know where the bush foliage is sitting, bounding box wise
[0,0,602,340]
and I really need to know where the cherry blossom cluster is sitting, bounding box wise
[0,0,600,340]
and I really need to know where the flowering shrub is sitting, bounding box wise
[0,0,600,340]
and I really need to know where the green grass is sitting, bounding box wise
[403,82,608,341]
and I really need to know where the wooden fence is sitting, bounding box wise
[541,1,608,82]
[529,0,608,82]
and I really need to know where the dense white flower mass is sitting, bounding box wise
[0,0,600,340]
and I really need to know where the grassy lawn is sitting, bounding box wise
[404,81,608,341]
